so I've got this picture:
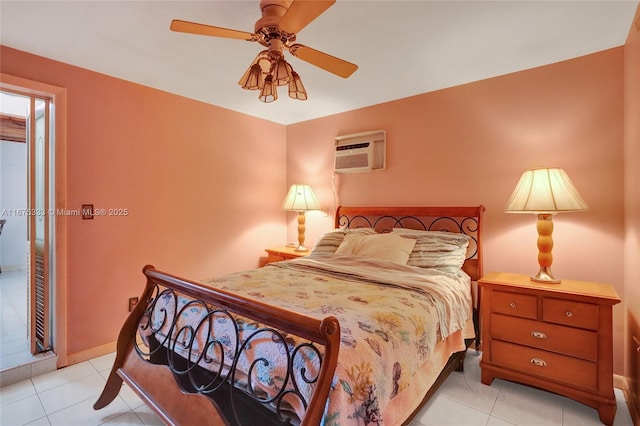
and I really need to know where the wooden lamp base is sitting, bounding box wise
[532,213,560,284]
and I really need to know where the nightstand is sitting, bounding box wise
[264,246,309,264]
[478,272,621,426]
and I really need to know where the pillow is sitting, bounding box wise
[392,228,470,269]
[335,232,417,264]
[309,228,376,256]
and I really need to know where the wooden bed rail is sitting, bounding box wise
[94,265,341,426]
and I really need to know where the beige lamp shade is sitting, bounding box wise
[505,167,589,214]
[505,167,588,284]
[282,184,320,252]
[281,184,321,212]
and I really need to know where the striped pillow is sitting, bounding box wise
[392,228,470,269]
[309,228,376,256]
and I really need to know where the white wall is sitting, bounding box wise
[0,140,28,271]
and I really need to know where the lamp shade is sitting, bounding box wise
[259,75,277,103]
[281,184,320,212]
[505,167,589,214]
[238,63,264,91]
[288,72,308,100]
[273,56,294,86]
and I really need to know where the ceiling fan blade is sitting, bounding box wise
[278,0,336,34]
[170,19,255,41]
[289,44,358,78]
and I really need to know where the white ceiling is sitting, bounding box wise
[1,1,637,125]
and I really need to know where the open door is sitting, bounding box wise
[28,96,53,353]
[1,74,66,365]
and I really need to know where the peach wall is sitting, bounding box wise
[287,48,626,374]
[623,4,640,417]
[0,34,632,383]
[1,46,287,358]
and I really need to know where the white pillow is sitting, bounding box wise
[335,232,417,264]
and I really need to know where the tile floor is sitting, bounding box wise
[0,270,56,386]
[0,269,57,386]
[0,269,30,368]
[0,268,634,425]
[0,349,633,426]
[0,352,164,425]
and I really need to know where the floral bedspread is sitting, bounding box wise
[144,255,471,425]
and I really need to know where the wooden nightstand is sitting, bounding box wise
[478,272,620,425]
[264,246,309,264]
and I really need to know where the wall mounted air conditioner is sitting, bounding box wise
[335,130,386,173]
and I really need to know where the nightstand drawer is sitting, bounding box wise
[491,340,597,390]
[491,291,537,319]
[542,298,598,330]
[268,253,289,262]
[491,314,598,361]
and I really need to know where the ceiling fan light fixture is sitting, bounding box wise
[256,52,272,74]
[259,75,278,103]
[273,57,294,86]
[288,71,307,100]
[238,63,264,90]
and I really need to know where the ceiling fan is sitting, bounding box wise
[170,0,358,103]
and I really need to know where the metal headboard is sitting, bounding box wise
[334,206,485,281]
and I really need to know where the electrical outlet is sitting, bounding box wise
[128,297,139,312]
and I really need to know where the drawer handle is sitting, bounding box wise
[510,302,516,308]
[531,331,547,339]
[530,358,547,367]
[565,311,573,317]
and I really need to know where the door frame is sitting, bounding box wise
[1,73,68,367]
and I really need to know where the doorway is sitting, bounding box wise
[0,90,56,383]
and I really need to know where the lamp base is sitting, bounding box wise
[531,214,561,284]
[295,212,308,253]
[531,267,561,284]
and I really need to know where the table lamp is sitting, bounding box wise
[281,184,321,251]
[505,167,589,283]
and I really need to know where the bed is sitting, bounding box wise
[94,205,485,425]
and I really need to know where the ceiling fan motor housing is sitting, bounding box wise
[256,0,296,50]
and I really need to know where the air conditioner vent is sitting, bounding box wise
[335,130,385,173]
